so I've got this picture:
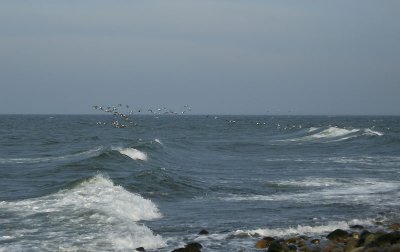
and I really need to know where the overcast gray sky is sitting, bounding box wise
[1,0,399,115]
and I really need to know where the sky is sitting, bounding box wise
[1,0,399,115]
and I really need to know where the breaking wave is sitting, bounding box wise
[114,147,148,161]
[278,127,384,143]
[0,175,165,251]
[233,219,375,238]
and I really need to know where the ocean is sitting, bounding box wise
[0,115,399,251]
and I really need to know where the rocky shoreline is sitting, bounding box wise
[251,223,400,252]
[135,223,400,252]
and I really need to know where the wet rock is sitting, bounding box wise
[311,239,320,245]
[136,247,145,251]
[267,240,288,252]
[367,231,400,248]
[286,237,298,244]
[351,232,360,239]
[389,223,400,231]
[327,229,349,242]
[172,242,202,252]
[198,229,209,235]
[322,242,344,252]
[349,248,364,252]
[287,244,297,251]
[349,225,364,230]
[344,237,358,252]
[255,237,275,249]
[388,244,400,252]
[357,230,371,247]
[186,242,202,251]
[172,249,186,252]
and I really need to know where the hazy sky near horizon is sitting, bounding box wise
[1,0,399,115]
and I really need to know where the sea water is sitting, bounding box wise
[0,115,399,251]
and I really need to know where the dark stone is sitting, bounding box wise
[287,244,297,251]
[171,249,186,252]
[350,224,365,229]
[256,236,276,248]
[198,229,209,235]
[368,231,400,248]
[389,223,400,231]
[326,229,349,241]
[136,247,145,251]
[263,236,275,241]
[172,242,203,252]
[267,240,287,252]
[310,239,320,245]
[185,242,202,249]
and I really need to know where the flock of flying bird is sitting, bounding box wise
[93,104,192,128]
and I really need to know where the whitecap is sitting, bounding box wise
[116,147,148,161]
[221,178,400,206]
[363,128,384,136]
[0,175,165,251]
[235,219,375,238]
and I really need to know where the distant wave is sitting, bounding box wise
[221,178,399,206]
[0,146,104,164]
[114,147,148,161]
[277,126,384,143]
[0,175,165,250]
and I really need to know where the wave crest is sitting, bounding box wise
[0,175,165,250]
[114,147,148,161]
[278,126,384,143]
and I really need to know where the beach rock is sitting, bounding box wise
[344,238,358,252]
[171,242,202,252]
[388,244,400,252]
[327,229,349,242]
[349,225,364,230]
[322,242,344,252]
[357,230,371,247]
[348,248,364,252]
[186,242,202,251]
[287,244,297,251]
[286,237,298,244]
[367,231,400,248]
[255,237,275,249]
[267,240,288,252]
[311,239,320,245]
[198,229,209,235]
[389,223,400,231]
[136,247,145,251]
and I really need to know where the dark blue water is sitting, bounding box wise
[0,115,399,251]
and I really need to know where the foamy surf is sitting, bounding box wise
[116,147,148,161]
[277,126,384,143]
[221,178,400,206]
[233,219,375,238]
[0,175,165,251]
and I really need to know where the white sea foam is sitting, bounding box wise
[364,128,384,136]
[0,146,104,164]
[308,127,319,132]
[0,175,165,251]
[306,127,359,139]
[117,147,148,161]
[222,178,400,206]
[154,138,163,145]
[278,126,383,143]
[235,219,375,238]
